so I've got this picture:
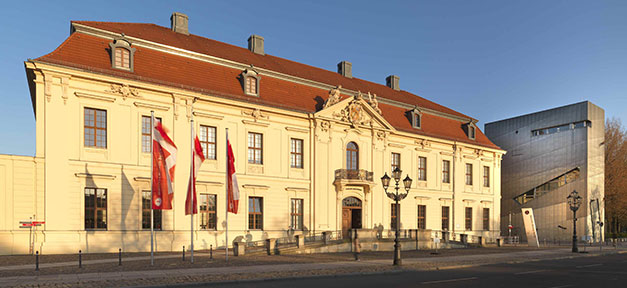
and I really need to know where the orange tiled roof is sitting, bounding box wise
[34,21,499,149]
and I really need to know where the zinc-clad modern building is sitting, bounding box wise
[0,13,505,255]
[484,101,604,243]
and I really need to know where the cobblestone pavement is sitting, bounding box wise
[1,245,624,288]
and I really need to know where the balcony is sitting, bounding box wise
[334,169,374,182]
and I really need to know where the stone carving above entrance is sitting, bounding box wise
[332,94,372,127]
[323,85,342,109]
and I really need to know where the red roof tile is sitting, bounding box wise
[34,23,499,150]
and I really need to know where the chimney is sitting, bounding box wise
[337,61,352,78]
[170,12,189,35]
[248,35,265,55]
[386,75,400,91]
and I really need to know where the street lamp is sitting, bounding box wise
[381,167,412,265]
[567,190,582,253]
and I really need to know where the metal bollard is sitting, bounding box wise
[210,245,213,260]
[183,246,185,261]
[79,250,82,268]
[35,251,39,271]
[119,248,122,266]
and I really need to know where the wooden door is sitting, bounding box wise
[342,208,351,239]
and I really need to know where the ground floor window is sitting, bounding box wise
[465,207,473,231]
[290,198,303,230]
[200,193,217,230]
[85,187,107,229]
[142,191,162,230]
[249,197,263,230]
[483,208,490,231]
[442,206,450,231]
[417,205,426,229]
[391,203,400,230]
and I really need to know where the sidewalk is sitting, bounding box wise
[1,247,625,287]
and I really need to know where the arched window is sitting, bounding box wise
[109,38,136,72]
[346,142,359,170]
[241,69,260,97]
[115,48,130,70]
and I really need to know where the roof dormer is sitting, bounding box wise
[241,68,260,97]
[464,121,477,140]
[109,37,136,72]
[410,106,422,129]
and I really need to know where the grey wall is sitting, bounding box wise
[485,101,604,243]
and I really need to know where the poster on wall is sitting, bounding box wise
[521,208,540,247]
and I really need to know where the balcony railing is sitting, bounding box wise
[334,169,373,182]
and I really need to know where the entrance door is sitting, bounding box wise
[342,197,363,239]
[342,208,351,239]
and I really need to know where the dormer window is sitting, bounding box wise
[109,37,136,72]
[241,68,260,97]
[410,107,422,129]
[464,122,477,140]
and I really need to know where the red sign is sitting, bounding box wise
[508,225,514,229]
[19,220,44,228]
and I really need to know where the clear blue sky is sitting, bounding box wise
[1,0,625,156]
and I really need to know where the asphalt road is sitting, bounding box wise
[202,253,627,288]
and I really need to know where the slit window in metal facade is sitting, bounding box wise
[532,121,590,136]
[514,167,581,205]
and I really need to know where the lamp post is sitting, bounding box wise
[567,190,582,253]
[381,167,412,265]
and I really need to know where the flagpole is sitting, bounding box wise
[225,128,229,262]
[190,117,194,264]
[150,111,154,266]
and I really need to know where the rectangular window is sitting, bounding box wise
[465,207,473,231]
[418,156,427,181]
[391,153,401,172]
[248,132,263,164]
[417,205,426,229]
[84,188,107,229]
[290,139,304,168]
[483,166,490,187]
[442,160,450,183]
[141,190,162,230]
[483,208,490,231]
[290,199,303,230]
[199,125,217,160]
[246,77,257,95]
[391,203,400,230]
[442,206,450,231]
[115,48,130,69]
[200,194,217,230]
[84,108,107,148]
[141,116,162,153]
[248,197,263,230]
[465,163,473,185]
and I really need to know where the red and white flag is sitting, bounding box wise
[227,132,240,214]
[185,129,205,215]
[152,119,177,210]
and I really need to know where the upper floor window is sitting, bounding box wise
[391,152,401,172]
[199,125,217,160]
[109,38,136,71]
[418,156,427,181]
[142,116,161,153]
[464,122,477,140]
[483,166,490,187]
[248,132,263,164]
[291,138,304,168]
[241,69,260,97]
[410,107,422,129]
[85,107,107,148]
[465,163,473,185]
[442,160,451,183]
[346,142,359,170]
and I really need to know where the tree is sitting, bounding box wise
[605,118,627,236]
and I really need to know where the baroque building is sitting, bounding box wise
[0,13,504,254]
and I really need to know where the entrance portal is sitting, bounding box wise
[342,197,362,238]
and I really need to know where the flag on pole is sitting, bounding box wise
[186,129,205,215]
[152,120,177,210]
[226,132,240,214]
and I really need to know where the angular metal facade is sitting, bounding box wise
[485,102,604,243]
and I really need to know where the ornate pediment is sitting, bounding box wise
[315,90,395,131]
